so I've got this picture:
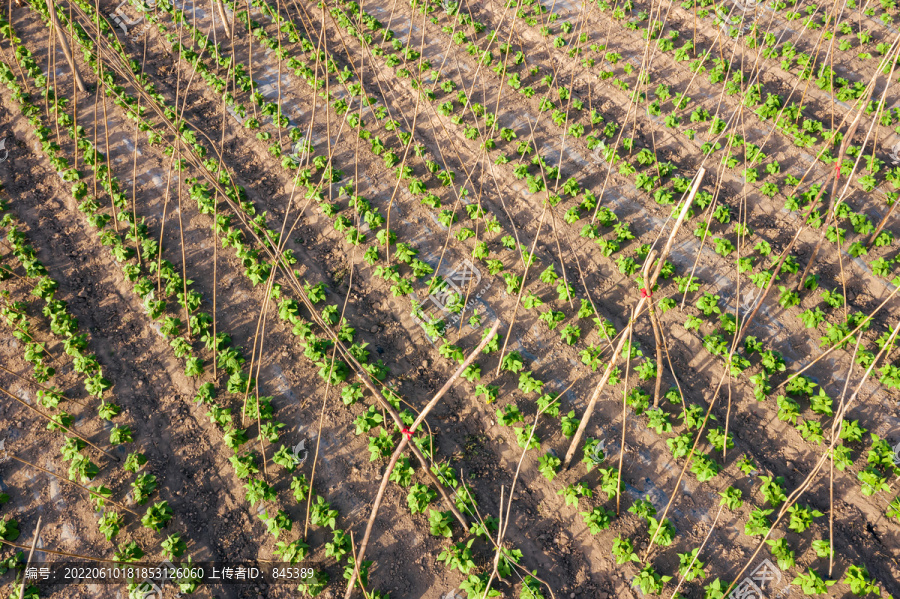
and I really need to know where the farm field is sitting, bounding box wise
[0,0,900,595]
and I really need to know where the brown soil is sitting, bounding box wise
[1,0,899,597]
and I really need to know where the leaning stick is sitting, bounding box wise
[643,257,665,407]
[866,200,897,249]
[0,384,119,462]
[343,321,501,599]
[667,504,723,599]
[347,531,368,598]
[46,0,86,92]
[0,364,86,407]
[0,539,110,562]
[214,0,232,38]
[563,168,706,469]
[19,516,41,599]
[8,454,140,516]
[616,307,635,516]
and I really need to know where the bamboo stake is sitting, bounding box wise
[1,535,288,564]
[643,256,665,407]
[67,0,465,520]
[667,505,723,599]
[46,0,86,92]
[0,364,86,408]
[0,539,110,562]
[8,455,140,516]
[793,84,874,292]
[19,516,41,599]
[343,320,500,598]
[0,384,119,462]
[214,0,231,38]
[866,201,897,249]
[563,167,706,469]
[723,319,900,596]
[615,308,634,516]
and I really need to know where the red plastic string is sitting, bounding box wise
[640,288,651,298]
[401,428,414,440]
